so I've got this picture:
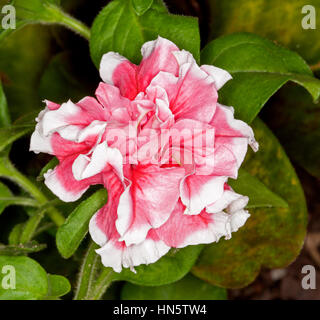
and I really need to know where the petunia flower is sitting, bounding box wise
[30,37,258,273]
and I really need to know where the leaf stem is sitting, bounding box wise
[46,4,91,40]
[87,268,116,300]
[74,241,101,300]
[19,208,46,243]
[0,157,65,226]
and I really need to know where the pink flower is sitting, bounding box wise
[30,37,258,272]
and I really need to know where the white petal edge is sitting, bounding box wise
[201,65,233,90]
[99,52,128,84]
[95,238,170,273]
[44,168,88,202]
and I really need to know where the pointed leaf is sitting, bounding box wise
[229,169,288,209]
[90,0,200,66]
[0,256,48,300]
[46,274,71,298]
[201,33,320,123]
[56,189,108,259]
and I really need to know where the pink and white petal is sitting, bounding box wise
[51,133,91,160]
[206,187,249,214]
[76,96,107,122]
[138,36,179,91]
[210,104,259,151]
[72,142,124,181]
[215,136,250,172]
[200,65,232,90]
[100,52,138,100]
[211,143,238,178]
[95,82,131,122]
[155,200,249,248]
[41,100,82,136]
[169,55,218,123]
[95,232,170,273]
[116,165,185,246]
[180,174,227,215]
[44,155,102,202]
[44,99,60,110]
[89,171,124,246]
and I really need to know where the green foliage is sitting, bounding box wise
[121,274,227,300]
[0,256,70,300]
[0,241,47,256]
[206,0,320,65]
[115,245,204,286]
[56,189,108,259]
[0,0,316,300]
[230,169,288,209]
[89,0,200,66]
[0,81,10,127]
[192,118,308,288]
[132,0,154,16]
[12,0,62,23]
[265,84,320,179]
[46,274,71,299]
[201,33,320,123]
[0,25,53,120]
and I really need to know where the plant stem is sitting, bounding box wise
[19,208,46,243]
[0,157,65,226]
[87,268,116,300]
[46,4,91,40]
[74,241,100,300]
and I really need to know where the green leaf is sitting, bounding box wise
[264,84,320,179]
[0,81,10,127]
[132,0,153,15]
[229,169,288,209]
[192,118,308,288]
[0,256,48,300]
[206,0,320,65]
[90,0,200,66]
[0,25,53,120]
[56,189,108,259]
[45,274,71,298]
[12,0,61,22]
[201,33,320,123]
[115,245,204,286]
[0,125,33,153]
[121,274,227,300]
[0,241,47,256]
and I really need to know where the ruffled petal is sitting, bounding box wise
[180,175,227,215]
[210,104,259,152]
[155,199,250,248]
[200,65,232,90]
[100,52,138,100]
[94,230,170,273]
[116,165,185,246]
[137,36,179,91]
[169,50,218,123]
[44,155,102,202]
